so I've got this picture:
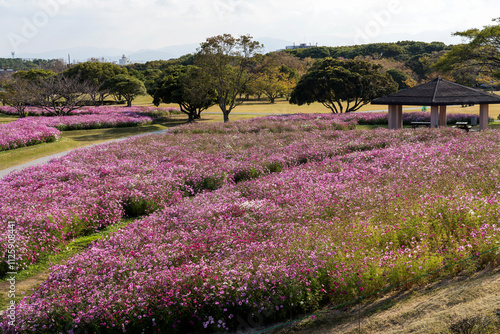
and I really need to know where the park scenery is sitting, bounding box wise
[1,17,500,334]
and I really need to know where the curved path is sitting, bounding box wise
[0,129,170,179]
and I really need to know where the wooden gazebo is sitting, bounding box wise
[371,78,500,130]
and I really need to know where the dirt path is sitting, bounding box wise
[273,268,500,334]
[0,270,51,316]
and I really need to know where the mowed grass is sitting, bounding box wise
[138,94,500,117]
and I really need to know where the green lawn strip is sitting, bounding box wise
[0,219,135,311]
[0,114,19,124]
[0,116,188,170]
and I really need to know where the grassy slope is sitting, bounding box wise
[272,267,500,334]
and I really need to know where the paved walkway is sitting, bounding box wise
[0,129,170,179]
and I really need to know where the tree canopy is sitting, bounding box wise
[435,18,500,83]
[148,65,215,122]
[195,34,263,122]
[64,62,128,105]
[290,58,398,113]
[102,74,147,107]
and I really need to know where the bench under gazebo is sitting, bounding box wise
[371,77,500,130]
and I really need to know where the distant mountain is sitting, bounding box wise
[16,46,131,63]
[129,50,177,62]
[257,37,295,52]
[11,37,297,63]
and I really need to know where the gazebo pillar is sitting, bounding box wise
[479,104,489,131]
[388,104,399,129]
[430,106,439,128]
[396,105,403,129]
[439,105,447,127]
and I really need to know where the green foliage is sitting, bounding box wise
[12,69,55,82]
[102,74,147,107]
[148,65,216,121]
[285,41,451,61]
[0,58,62,71]
[195,34,264,122]
[435,18,500,83]
[290,58,398,113]
[64,61,127,86]
[386,68,411,89]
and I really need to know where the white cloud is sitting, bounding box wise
[0,0,498,57]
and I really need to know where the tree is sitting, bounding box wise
[435,18,500,79]
[149,65,216,122]
[13,69,55,82]
[254,67,296,103]
[195,34,263,122]
[102,74,147,107]
[35,74,91,115]
[0,77,39,117]
[64,62,128,105]
[290,58,398,113]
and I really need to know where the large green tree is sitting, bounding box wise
[149,65,216,122]
[103,74,147,107]
[290,58,398,113]
[195,34,263,122]
[435,18,500,80]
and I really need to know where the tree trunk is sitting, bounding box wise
[223,111,229,123]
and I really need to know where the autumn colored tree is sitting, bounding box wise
[254,67,296,103]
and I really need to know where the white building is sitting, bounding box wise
[118,54,130,66]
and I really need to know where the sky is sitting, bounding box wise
[0,0,499,59]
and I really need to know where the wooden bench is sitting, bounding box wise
[454,122,472,132]
[411,121,431,129]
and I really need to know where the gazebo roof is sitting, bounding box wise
[371,77,500,106]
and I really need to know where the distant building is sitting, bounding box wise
[118,54,130,66]
[285,43,318,50]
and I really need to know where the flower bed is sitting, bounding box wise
[15,113,153,131]
[0,108,156,151]
[0,121,60,151]
[0,106,179,117]
[0,116,369,270]
[2,124,499,332]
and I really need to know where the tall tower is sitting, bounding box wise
[11,52,15,59]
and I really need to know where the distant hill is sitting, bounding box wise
[9,37,294,64]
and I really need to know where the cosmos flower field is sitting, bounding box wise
[1,114,500,332]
